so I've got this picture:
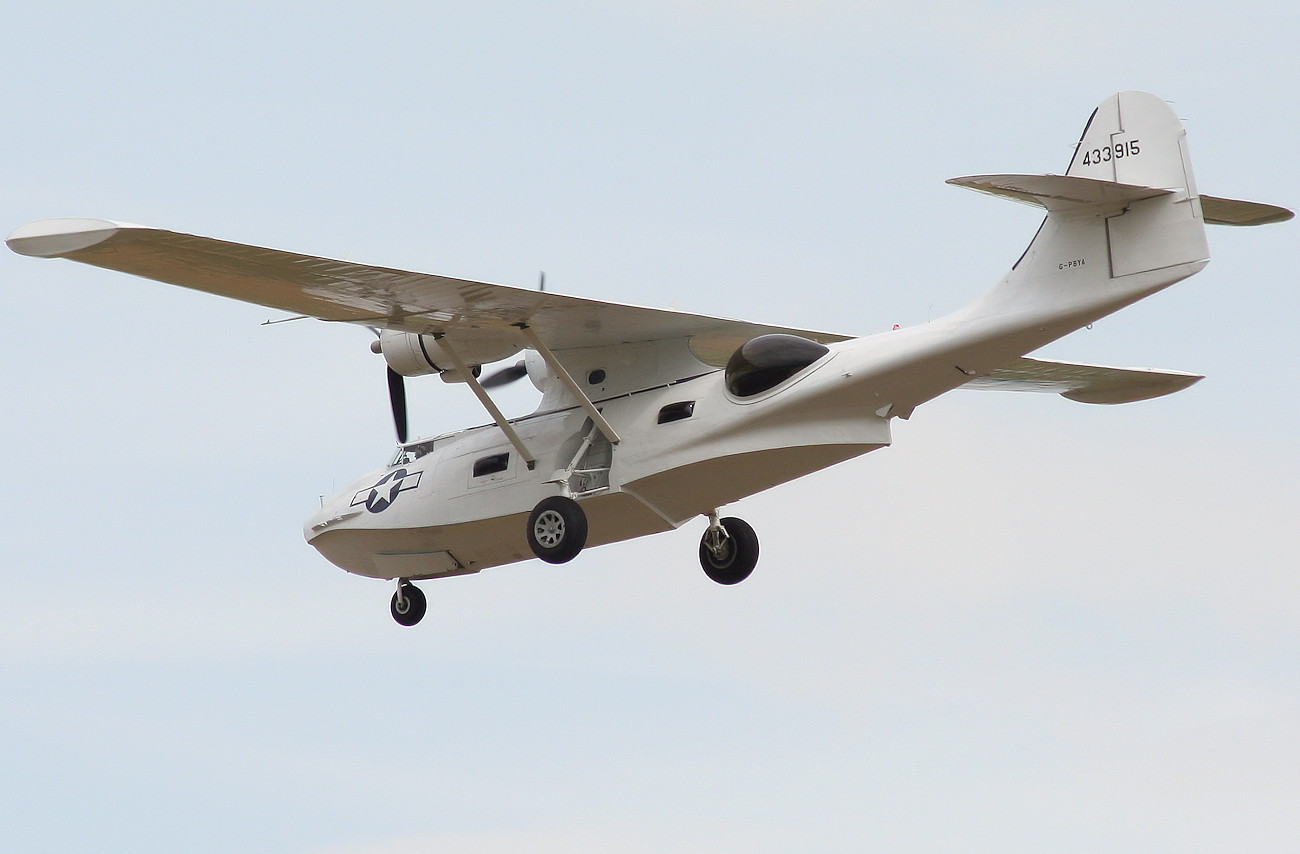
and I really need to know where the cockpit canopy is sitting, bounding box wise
[724,334,830,398]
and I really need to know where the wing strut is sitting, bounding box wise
[515,324,622,445]
[435,336,538,471]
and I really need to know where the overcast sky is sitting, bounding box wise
[2,2,1297,852]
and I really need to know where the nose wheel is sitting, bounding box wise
[699,515,759,585]
[390,580,427,626]
[526,496,588,564]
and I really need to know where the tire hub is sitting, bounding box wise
[534,509,566,548]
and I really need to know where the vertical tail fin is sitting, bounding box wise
[1066,91,1198,191]
[878,92,1289,419]
[1067,90,1209,278]
[949,91,1210,322]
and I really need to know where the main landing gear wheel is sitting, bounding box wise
[390,580,427,627]
[526,495,588,564]
[699,516,759,585]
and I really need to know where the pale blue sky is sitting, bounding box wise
[3,2,1297,852]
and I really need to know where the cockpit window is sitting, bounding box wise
[725,334,830,398]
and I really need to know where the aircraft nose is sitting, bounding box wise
[302,492,359,543]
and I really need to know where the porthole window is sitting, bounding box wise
[724,334,829,398]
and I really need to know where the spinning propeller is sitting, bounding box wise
[372,340,527,444]
[386,365,409,443]
[480,359,528,388]
[368,330,410,443]
[478,272,542,390]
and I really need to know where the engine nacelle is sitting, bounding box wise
[373,330,523,383]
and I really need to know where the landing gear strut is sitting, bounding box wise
[390,579,427,626]
[699,514,759,585]
[526,495,588,564]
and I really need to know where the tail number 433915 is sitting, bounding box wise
[1082,139,1140,165]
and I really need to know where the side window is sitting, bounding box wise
[657,401,695,424]
[472,452,510,478]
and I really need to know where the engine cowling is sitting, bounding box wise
[373,330,523,383]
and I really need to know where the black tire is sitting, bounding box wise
[390,582,427,626]
[526,496,588,564]
[698,517,759,585]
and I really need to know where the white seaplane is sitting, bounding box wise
[9,91,1290,626]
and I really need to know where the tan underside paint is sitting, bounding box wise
[313,442,884,579]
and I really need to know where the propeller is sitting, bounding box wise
[371,270,544,441]
[477,273,542,391]
[370,330,408,443]
[480,359,528,389]
[386,365,408,443]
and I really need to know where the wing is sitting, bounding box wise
[962,356,1203,404]
[7,218,850,364]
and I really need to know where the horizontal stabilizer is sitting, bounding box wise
[948,177,1292,226]
[946,174,1172,211]
[962,356,1202,404]
[1200,195,1294,226]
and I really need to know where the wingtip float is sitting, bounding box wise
[7,217,134,257]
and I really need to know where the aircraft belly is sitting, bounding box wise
[606,369,894,523]
[309,490,676,579]
[622,443,884,524]
[309,513,530,579]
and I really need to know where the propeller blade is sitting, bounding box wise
[480,360,528,389]
[387,367,408,443]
